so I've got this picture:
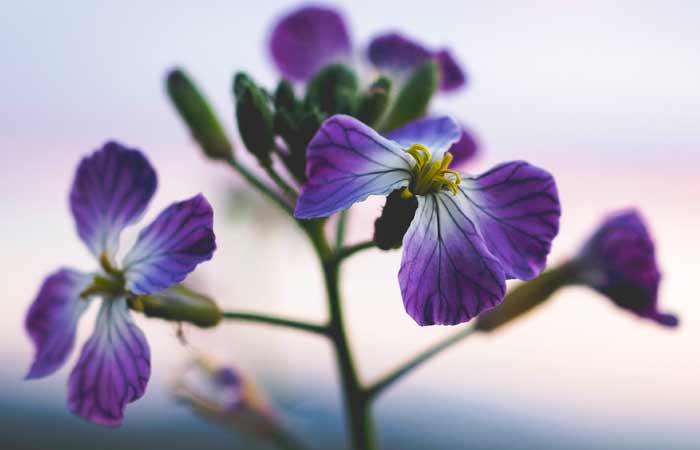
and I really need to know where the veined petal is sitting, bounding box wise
[449,126,479,167]
[123,194,215,295]
[385,116,461,159]
[70,142,157,260]
[25,269,93,379]
[458,161,561,280]
[399,194,506,326]
[367,32,432,75]
[295,115,413,218]
[269,5,351,81]
[68,298,150,427]
[435,49,467,92]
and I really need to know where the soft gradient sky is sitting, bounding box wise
[1,1,699,449]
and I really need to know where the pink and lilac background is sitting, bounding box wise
[1,1,698,449]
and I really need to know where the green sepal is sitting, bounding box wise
[304,64,358,116]
[475,262,577,332]
[166,68,233,161]
[233,72,275,167]
[356,76,392,127]
[130,284,222,328]
[380,61,438,132]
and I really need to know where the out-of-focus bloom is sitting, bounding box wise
[269,5,352,82]
[174,357,294,447]
[574,209,678,327]
[367,32,466,92]
[268,5,466,92]
[295,115,560,325]
[25,142,216,426]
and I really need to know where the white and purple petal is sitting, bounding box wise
[68,297,151,427]
[385,116,462,160]
[399,194,506,326]
[68,297,150,427]
[122,194,215,295]
[457,161,561,280]
[25,269,93,379]
[295,115,413,218]
[269,5,352,81]
[70,141,157,260]
[577,210,677,327]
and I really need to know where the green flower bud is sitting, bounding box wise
[380,61,438,132]
[356,76,391,126]
[233,72,275,167]
[304,64,358,116]
[475,262,577,332]
[131,284,222,328]
[273,79,298,114]
[166,68,233,161]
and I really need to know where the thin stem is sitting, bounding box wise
[366,326,476,399]
[227,158,294,216]
[337,240,375,262]
[222,311,327,335]
[305,223,377,450]
[264,165,298,200]
[335,210,349,249]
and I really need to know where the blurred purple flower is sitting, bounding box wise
[268,5,466,92]
[295,115,560,325]
[25,141,216,426]
[174,357,287,443]
[575,209,678,327]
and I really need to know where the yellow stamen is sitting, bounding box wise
[403,146,462,196]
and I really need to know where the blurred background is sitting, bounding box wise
[1,1,698,449]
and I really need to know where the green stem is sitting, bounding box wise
[264,165,298,201]
[306,222,377,450]
[227,158,294,216]
[335,211,349,248]
[337,241,375,262]
[366,326,476,399]
[221,311,327,335]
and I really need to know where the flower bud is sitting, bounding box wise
[174,356,302,449]
[373,189,419,250]
[166,68,233,161]
[273,79,298,113]
[356,76,391,126]
[304,63,358,116]
[233,72,275,167]
[573,209,678,327]
[131,284,222,328]
[380,60,438,132]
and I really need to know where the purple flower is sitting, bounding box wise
[174,357,282,441]
[575,210,678,327]
[269,5,352,81]
[268,6,466,92]
[295,115,560,325]
[368,32,466,92]
[25,141,216,426]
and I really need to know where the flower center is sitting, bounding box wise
[402,144,461,198]
[79,252,126,299]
